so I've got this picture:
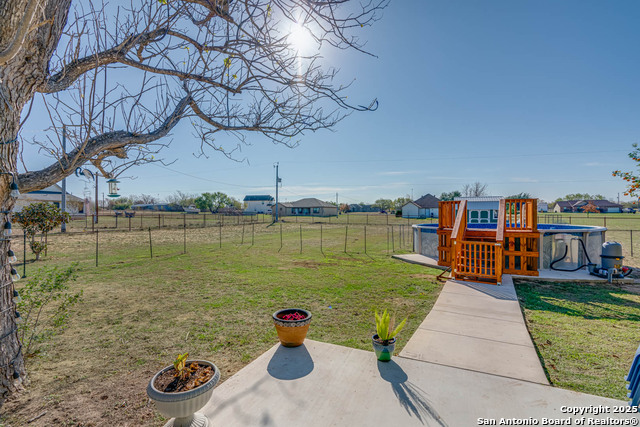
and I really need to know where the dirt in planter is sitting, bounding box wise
[154,364,214,393]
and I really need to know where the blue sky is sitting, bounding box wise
[21,0,640,205]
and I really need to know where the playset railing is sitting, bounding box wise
[437,198,540,283]
[453,240,503,284]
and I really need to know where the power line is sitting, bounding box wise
[275,149,630,165]
[150,163,268,189]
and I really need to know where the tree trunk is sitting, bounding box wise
[0,0,71,406]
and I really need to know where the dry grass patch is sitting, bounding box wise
[3,232,441,426]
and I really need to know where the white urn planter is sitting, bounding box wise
[147,360,220,427]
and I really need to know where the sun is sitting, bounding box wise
[289,23,316,54]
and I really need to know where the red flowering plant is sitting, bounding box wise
[281,312,307,321]
[613,143,640,197]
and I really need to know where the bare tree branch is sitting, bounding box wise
[18,95,191,192]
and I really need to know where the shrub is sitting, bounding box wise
[17,264,82,357]
[15,202,70,260]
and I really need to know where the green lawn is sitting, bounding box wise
[4,226,442,426]
[516,280,640,400]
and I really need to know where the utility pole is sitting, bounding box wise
[61,125,67,232]
[274,163,281,222]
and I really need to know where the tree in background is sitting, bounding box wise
[554,193,606,202]
[507,192,533,199]
[393,196,412,212]
[373,199,393,212]
[339,203,351,213]
[108,196,133,210]
[229,197,242,210]
[194,192,233,212]
[165,191,197,208]
[15,203,70,261]
[462,182,488,197]
[0,0,385,396]
[439,190,462,201]
[614,144,640,197]
[131,194,160,205]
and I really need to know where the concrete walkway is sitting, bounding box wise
[400,275,549,384]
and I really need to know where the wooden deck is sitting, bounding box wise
[437,198,540,283]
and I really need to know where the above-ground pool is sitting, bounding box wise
[413,223,608,271]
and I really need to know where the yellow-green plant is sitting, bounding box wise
[375,309,407,345]
[173,353,197,381]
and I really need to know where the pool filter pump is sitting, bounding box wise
[550,238,632,283]
[588,241,632,283]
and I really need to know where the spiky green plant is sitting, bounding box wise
[374,309,407,345]
[173,353,197,381]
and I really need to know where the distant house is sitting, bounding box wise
[273,198,338,218]
[553,200,622,214]
[454,196,504,224]
[538,202,549,213]
[243,195,274,214]
[402,194,440,219]
[15,184,85,214]
[348,204,379,213]
[131,203,183,212]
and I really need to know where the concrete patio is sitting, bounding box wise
[162,271,639,426]
[195,340,631,426]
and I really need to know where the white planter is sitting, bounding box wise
[147,360,220,427]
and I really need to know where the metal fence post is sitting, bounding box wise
[391,225,395,252]
[149,227,153,258]
[387,226,390,254]
[364,225,367,254]
[95,230,99,267]
[241,223,245,245]
[344,225,348,253]
[300,224,302,254]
